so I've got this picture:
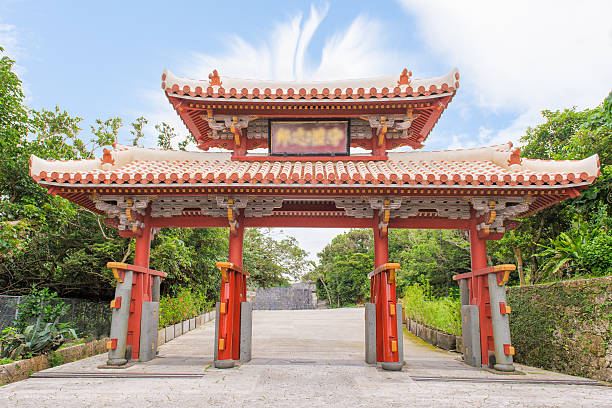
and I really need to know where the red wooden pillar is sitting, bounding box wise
[232,128,248,157]
[371,128,387,157]
[127,213,152,359]
[372,221,399,363]
[218,223,245,361]
[469,221,494,366]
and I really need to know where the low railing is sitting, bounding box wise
[214,262,250,366]
[215,262,250,281]
[452,264,516,371]
[367,263,401,283]
[106,262,167,366]
[367,262,403,369]
[452,264,515,285]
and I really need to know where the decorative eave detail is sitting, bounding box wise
[30,142,599,225]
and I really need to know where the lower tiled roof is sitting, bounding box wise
[30,143,599,189]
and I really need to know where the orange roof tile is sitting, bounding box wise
[30,143,599,189]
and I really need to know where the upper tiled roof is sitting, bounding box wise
[30,143,599,188]
[162,68,459,101]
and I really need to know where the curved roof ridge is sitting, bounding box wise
[162,68,459,90]
[161,68,460,97]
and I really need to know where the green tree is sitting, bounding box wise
[243,229,309,288]
[490,92,612,281]
[310,230,373,307]
[130,116,148,147]
[389,229,470,297]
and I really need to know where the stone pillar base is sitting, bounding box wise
[214,359,236,369]
[494,363,515,372]
[381,362,402,371]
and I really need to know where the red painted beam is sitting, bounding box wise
[418,95,453,141]
[230,155,389,162]
[453,264,516,281]
[389,217,471,229]
[367,262,401,279]
[151,217,228,228]
[107,262,168,278]
[245,216,373,228]
[149,215,473,229]
[216,262,250,277]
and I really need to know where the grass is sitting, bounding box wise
[47,352,63,367]
[402,279,461,336]
[57,338,86,350]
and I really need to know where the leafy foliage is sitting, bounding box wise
[159,289,213,328]
[311,228,471,306]
[130,116,148,147]
[243,229,310,288]
[309,230,373,307]
[390,229,470,297]
[13,286,70,331]
[489,92,612,282]
[0,48,304,302]
[506,277,612,380]
[0,285,77,360]
[402,278,461,336]
[0,318,77,360]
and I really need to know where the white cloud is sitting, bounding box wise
[399,0,612,146]
[182,5,399,81]
[0,23,19,58]
[0,22,27,80]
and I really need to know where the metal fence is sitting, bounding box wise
[0,295,111,338]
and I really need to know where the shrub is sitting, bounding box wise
[582,231,612,276]
[159,289,213,328]
[14,286,70,331]
[47,352,63,367]
[0,318,77,360]
[402,278,461,336]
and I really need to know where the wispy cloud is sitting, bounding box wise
[140,4,400,148]
[187,4,397,81]
[399,0,612,146]
[0,22,26,77]
[135,4,396,255]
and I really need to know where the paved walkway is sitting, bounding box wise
[1,308,610,407]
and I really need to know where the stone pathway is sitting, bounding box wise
[1,308,610,407]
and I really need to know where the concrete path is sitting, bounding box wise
[1,308,610,407]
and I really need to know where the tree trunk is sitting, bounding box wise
[512,246,526,286]
[319,277,332,307]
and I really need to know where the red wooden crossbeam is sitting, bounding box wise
[107,262,168,278]
[215,262,250,277]
[151,215,472,230]
[452,264,515,282]
[367,263,401,279]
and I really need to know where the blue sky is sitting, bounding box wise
[2,0,612,259]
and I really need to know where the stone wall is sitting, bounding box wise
[0,338,107,385]
[252,283,317,310]
[507,276,612,382]
[405,319,460,351]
